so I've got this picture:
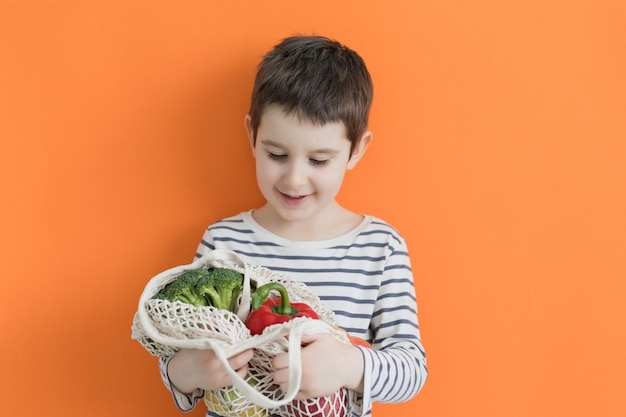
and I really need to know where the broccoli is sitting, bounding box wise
[154,268,210,307]
[196,268,244,311]
[154,267,244,312]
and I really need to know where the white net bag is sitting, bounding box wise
[131,250,357,417]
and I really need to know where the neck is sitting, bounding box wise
[253,204,362,241]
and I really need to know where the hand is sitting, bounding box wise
[272,333,364,400]
[167,348,254,394]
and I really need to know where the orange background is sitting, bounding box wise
[1,1,625,416]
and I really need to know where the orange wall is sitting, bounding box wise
[1,1,625,416]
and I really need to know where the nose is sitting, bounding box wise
[283,160,308,190]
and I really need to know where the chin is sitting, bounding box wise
[274,205,316,223]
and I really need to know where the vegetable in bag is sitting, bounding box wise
[246,282,319,335]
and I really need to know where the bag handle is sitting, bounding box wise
[205,318,333,409]
[139,308,329,407]
[136,250,335,408]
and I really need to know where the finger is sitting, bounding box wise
[298,333,320,346]
[228,349,254,370]
[235,363,249,378]
[272,352,289,370]
[272,367,290,385]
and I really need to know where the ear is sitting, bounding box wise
[347,130,372,170]
[244,114,257,157]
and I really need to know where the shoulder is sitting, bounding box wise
[207,210,258,233]
[206,211,252,232]
[196,211,266,259]
[197,212,256,247]
[358,216,407,246]
[204,211,275,250]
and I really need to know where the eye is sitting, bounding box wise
[309,158,330,167]
[267,152,287,161]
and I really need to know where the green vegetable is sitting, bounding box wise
[154,267,244,312]
[205,374,268,416]
[196,267,244,311]
[155,268,210,306]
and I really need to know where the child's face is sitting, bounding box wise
[246,105,367,226]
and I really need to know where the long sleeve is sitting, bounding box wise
[159,356,205,412]
[357,241,427,413]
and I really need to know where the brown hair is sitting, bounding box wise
[248,35,373,154]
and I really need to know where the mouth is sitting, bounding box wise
[279,191,311,206]
[284,193,306,199]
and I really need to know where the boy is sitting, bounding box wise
[161,35,427,416]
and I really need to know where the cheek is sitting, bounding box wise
[315,167,348,192]
[255,159,280,187]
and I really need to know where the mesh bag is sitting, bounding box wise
[131,249,358,417]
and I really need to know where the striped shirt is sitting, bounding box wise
[160,210,427,416]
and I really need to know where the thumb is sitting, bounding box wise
[299,333,321,346]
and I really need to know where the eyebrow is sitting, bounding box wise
[259,139,341,154]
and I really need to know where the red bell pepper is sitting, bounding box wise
[245,282,319,335]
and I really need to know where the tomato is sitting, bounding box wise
[333,327,372,349]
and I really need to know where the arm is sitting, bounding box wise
[360,241,428,410]
[272,238,426,412]
[159,356,204,412]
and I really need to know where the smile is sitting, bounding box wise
[279,191,311,206]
